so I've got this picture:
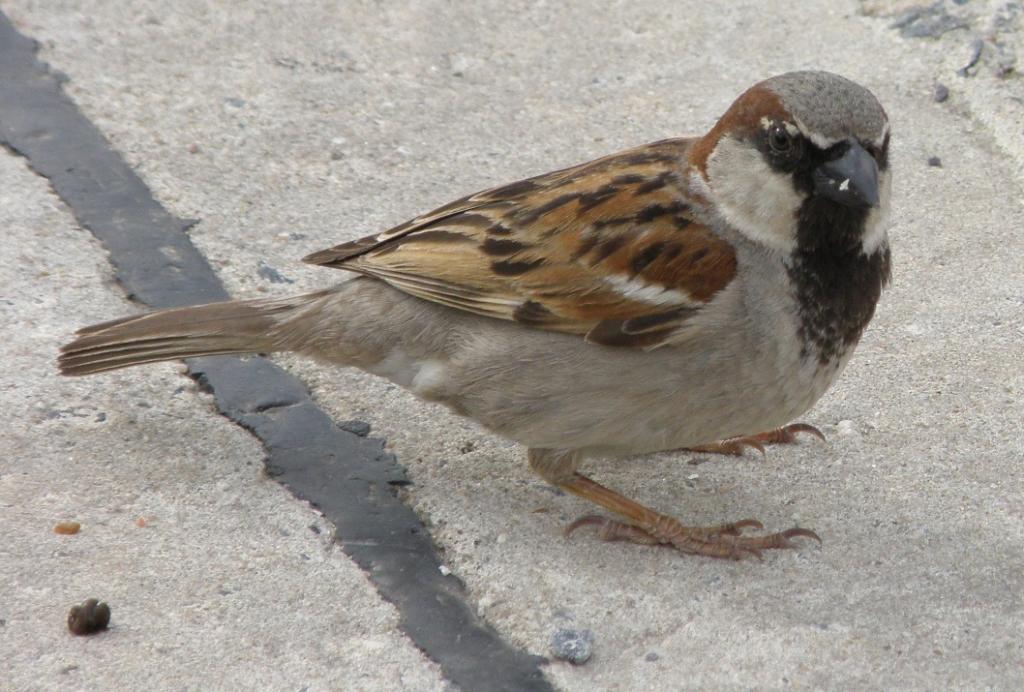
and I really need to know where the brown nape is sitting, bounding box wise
[687,83,789,177]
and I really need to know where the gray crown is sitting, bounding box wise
[765,71,888,144]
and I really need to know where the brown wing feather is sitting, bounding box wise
[303,139,737,348]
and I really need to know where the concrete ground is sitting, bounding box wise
[2,0,1023,689]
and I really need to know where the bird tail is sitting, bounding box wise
[58,291,331,376]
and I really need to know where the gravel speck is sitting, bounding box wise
[257,260,294,284]
[928,156,943,167]
[53,521,81,535]
[933,84,949,102]
[67,599,111,636]
[338,419,372,437]
[551,628,594,664]
[958,38,984,77]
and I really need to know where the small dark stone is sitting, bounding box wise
[338,419,371,437]
[957,38,984,77]
[551,628,594,665]
[645,652,660,662]
[257,260,294,284]
[224,97,247,108]
[928,156,943,167]
[892,5,968,38]
[95,412,107,422]
[933,84,949,102]
[273,56,302,70]
[67,599,111,636]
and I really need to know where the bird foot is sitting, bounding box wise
[566,513,820,560]
[686,423,826,457]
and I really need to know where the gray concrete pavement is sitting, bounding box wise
[0,150,446,689]
[2,0,1023,689]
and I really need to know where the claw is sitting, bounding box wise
[786,423,827,442]
[688,422,826,458]
[564,512,818,560]
[564,514,603,537]
[758,423,826,445]
[552,470,820,562]
[743,439,767,458]
[731,518,765,533]
[694,518,764,538]
[782,527,822,543]
[687,438,766,458]
[565,514,659,544]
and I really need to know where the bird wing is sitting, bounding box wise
[303,139,736,349]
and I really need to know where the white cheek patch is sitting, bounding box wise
[705,136,804,254]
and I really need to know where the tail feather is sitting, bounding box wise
[59,292,328,376]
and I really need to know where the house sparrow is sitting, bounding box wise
[60,71,891,559]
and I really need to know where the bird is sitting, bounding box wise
[59,71,892,560]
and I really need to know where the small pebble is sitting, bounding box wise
[551,628,594,665]
[933,84,949,102]
[927,156,943,167]
[338,420,371,437]
[645,652,660,662]
[67,599,111,636]
[836,420,857,436]
[53,521,81,535]
[957,38,984,77]
[257,260,294,284]
[438,565,452,576]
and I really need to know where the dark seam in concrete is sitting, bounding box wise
[0,14,550,691]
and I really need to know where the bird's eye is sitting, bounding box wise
[767,124,794,155]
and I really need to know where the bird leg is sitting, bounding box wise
[686,423,826,457]
[529,448,819,560]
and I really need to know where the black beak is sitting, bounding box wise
[812,140,880,208]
